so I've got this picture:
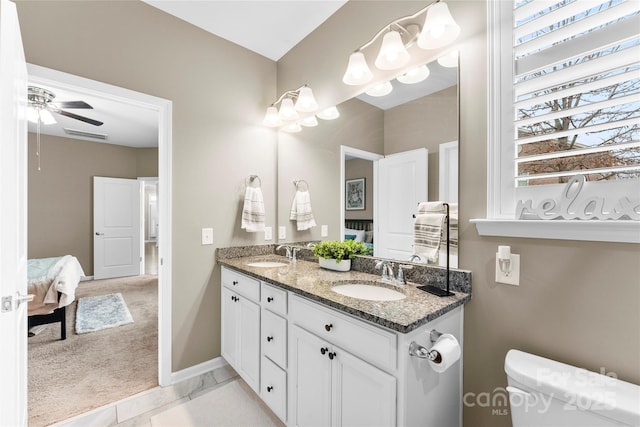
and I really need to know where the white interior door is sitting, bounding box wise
[376,149,428,260]
[0,0,29,423]
[94,176,141,279]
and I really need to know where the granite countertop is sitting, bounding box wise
[218,254,471,334]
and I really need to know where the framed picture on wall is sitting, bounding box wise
[346,178,365,210]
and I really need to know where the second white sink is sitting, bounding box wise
[332,283,406,302]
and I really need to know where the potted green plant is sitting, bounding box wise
[312,240,368,271]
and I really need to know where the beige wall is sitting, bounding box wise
[27,134,157,276]
[17,2,640,422]
[278,2,640,427]
[384,85,458,200]
[17,0,277,371]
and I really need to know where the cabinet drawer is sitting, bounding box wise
[262,309,287,368]
[261,356,287,423]
[261,282,287,316]
[290,295,397,372]
[221,267,259,302]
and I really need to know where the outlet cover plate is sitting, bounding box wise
[264,226,272,241]
[201,228,213,245]
[278,226,286,240]
[496,253,520,286]
[321,225,328,237]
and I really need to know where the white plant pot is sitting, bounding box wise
[319,258,351,272]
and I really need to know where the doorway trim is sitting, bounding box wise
[340,145,383,243]
[27,64,173,386]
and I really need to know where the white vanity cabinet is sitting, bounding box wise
[220,267,260,392]
[260,282,288,422]
[289,294,397,426]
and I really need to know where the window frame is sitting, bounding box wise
[471,0,640,244]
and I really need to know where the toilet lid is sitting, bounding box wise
[505,349,640,426]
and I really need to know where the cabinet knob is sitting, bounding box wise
[231,296,239,302]
[320,347,328,355]
[267,386,273,392]
[325,323,333,332]
[232,280,238,286]
[267,336,274,342]
[328,351,336,360]
[267,297,274,302]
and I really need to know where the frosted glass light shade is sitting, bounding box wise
[397,64,430,84]
[27,107,40,123]
[342,52,373,85]
[279,98,299,121]
[27,107,56,125]
[317,106,340,120]
[437,50,459,68]
[263,106,283,127]
[366,81,393,97]
[295,86,319,113]
[375,30,410,70]
[299,115,318,127]
[417,2,460,49]
[282,122,302,133]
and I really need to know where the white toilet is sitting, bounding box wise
[504,349,640,426]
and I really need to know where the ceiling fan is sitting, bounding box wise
[27,86,104,126]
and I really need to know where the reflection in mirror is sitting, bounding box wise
[278,54,459,269]
[342,55,459,268]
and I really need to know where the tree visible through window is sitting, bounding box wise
[512,0,640,186]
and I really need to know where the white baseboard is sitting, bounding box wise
[80,276,94,282]
[170,356,228,385]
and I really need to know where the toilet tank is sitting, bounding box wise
[504,349,640,427]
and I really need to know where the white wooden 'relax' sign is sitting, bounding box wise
[517,175,640,220]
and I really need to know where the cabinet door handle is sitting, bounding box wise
[325,323,333,332]
[328,351,336,360]
[267,336,273,342]
[320,347,328,355]
[231,296,239,302]
[267,297,274,302]
[232,280,238,286]
[267,386,273,392]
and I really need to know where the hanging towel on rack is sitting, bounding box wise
[290,190,316,231]
[414,202,446,263]
[241,186,265,232]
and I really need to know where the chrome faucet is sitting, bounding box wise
[276,245,298,262]
[375,259,413,285]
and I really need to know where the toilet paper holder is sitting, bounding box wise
[408,329,443,361]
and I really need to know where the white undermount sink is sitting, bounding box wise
[331,283,406,302]
[246,261,289,268]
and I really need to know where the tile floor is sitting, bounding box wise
[50,364,239,427]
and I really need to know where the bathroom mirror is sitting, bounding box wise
[277,54,459,268]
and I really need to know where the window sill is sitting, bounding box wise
[470,219,640,244]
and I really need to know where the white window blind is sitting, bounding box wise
[512,0,640,186]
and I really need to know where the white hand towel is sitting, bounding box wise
[414,212,446,263]
[241,186,265,232]
[290,190,316,231]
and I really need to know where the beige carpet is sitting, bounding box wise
[28,275,158,427]
[150,380,284,427]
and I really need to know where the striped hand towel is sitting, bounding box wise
[414,202,447,263]
[241,186,265,232]
[290,190,316,231]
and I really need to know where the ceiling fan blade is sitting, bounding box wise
[52,100,93,109]
[53,109,104,126]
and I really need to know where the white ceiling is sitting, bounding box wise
[141,0,348,61]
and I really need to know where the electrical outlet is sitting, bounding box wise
[201,228,213,245]
[321,225,328,237]
[278,226,286,240]
[495,253,520,286]
[264,226,272,241]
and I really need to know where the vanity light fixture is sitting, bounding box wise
[299,115,319,127]
[366,81,393,97]
[316,106,340,120]
[342,0,460,86]
[437,50,459,68]
[262,84,318,127]
[397,64,430,84]
[282,122,302,133]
